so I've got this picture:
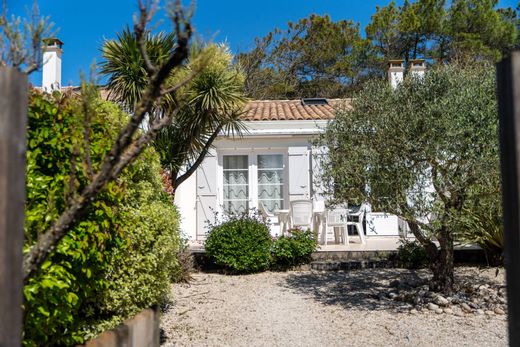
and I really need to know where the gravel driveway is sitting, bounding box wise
[161,268,507,347]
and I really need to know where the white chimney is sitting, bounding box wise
[409,59,426,79]
[42,38,63,92]
[388,59,404,89]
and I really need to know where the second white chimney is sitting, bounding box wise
[409,59,426,79]
[42,38,63,92]
[388,59,404,89]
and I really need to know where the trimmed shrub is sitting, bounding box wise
[396,239,428,269]
[88,149,181,337]
[205,212,272,273]
[271,228,317,269]
[23,91,182,346]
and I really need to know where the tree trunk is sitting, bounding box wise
[169,169,178,199]
[430,227,454,294]
[407,221,454,294]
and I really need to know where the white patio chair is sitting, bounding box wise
[289,200,313,231]
[347,203,367,244]
[325,207,350,246]
[258,202,274,220]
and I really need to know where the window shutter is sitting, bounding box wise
[288,147,310,200]
[311,146,328,201]
[196,152,217,239]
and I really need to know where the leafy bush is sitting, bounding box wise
[205,211,272,273]
[23,91,182,346]
[89,149,181,335]
[457,203,503,266]
[396,239,428,269]
[271,228,317,268]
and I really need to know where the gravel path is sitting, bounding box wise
[161,267,508,346]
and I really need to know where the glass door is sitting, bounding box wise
[223,155,249,214]
[257,154,285,213]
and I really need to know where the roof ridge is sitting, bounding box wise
[249,98,351,103]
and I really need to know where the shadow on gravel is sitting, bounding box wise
[281,267,503,311]
[280,269,427,311]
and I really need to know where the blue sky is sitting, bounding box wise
[10,0,518,86]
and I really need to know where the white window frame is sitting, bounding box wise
[217,149,288,215]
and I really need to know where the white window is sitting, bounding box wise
[257,154,284,213]
[223,155,249,214]
[219,151,287,215]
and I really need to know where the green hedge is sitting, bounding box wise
[23,91,181,346]
[205,212,317,273]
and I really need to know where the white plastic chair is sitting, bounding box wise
[325,207,350,246]
[289,200,313,231]
[258,202,274,220]
[347,203,367,244]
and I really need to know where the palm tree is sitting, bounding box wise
[100,28,247,195]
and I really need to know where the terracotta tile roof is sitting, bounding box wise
[241,99,351,121]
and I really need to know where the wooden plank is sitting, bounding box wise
[0,67,28,346]
[497,51,520,346]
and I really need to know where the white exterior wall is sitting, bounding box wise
[174,120,328,240]
[174,171,197,240]
[42,47,62,91]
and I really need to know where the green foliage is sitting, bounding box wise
[101,31,246,193]
[92,150,181,331]
[23,91,182,346]
[205,212,272,273]
[240,0,517,99]
[456,200,503,265]
[271,228,317,269]
[318,64,500,292]
[237,14,370,99]
[24,91,125,346]
[396,240,428,269]
[99,27,176,110]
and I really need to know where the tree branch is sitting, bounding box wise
[134,0,158,75]
[174,124,222,189]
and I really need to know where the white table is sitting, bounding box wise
[365,212,400,236]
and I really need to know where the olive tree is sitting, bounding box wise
[319,64,500,293]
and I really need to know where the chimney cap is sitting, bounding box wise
[388,59,405,69]
[43,37,64,49]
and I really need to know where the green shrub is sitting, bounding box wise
[205,212,272,273]
[23,91,182,346]
[456,203,503,266]
[24,91,126,346]
[396,239,428,269]
[271,228,317,268]
[87,149,181,337]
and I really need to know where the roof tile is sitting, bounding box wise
[241,99,350,121]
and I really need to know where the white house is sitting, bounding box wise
[174,59,427,241]
[174,98,348,240]
[40,38,415,243]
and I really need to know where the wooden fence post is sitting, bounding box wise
[497,52,520,346]
[0,67,28,346]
